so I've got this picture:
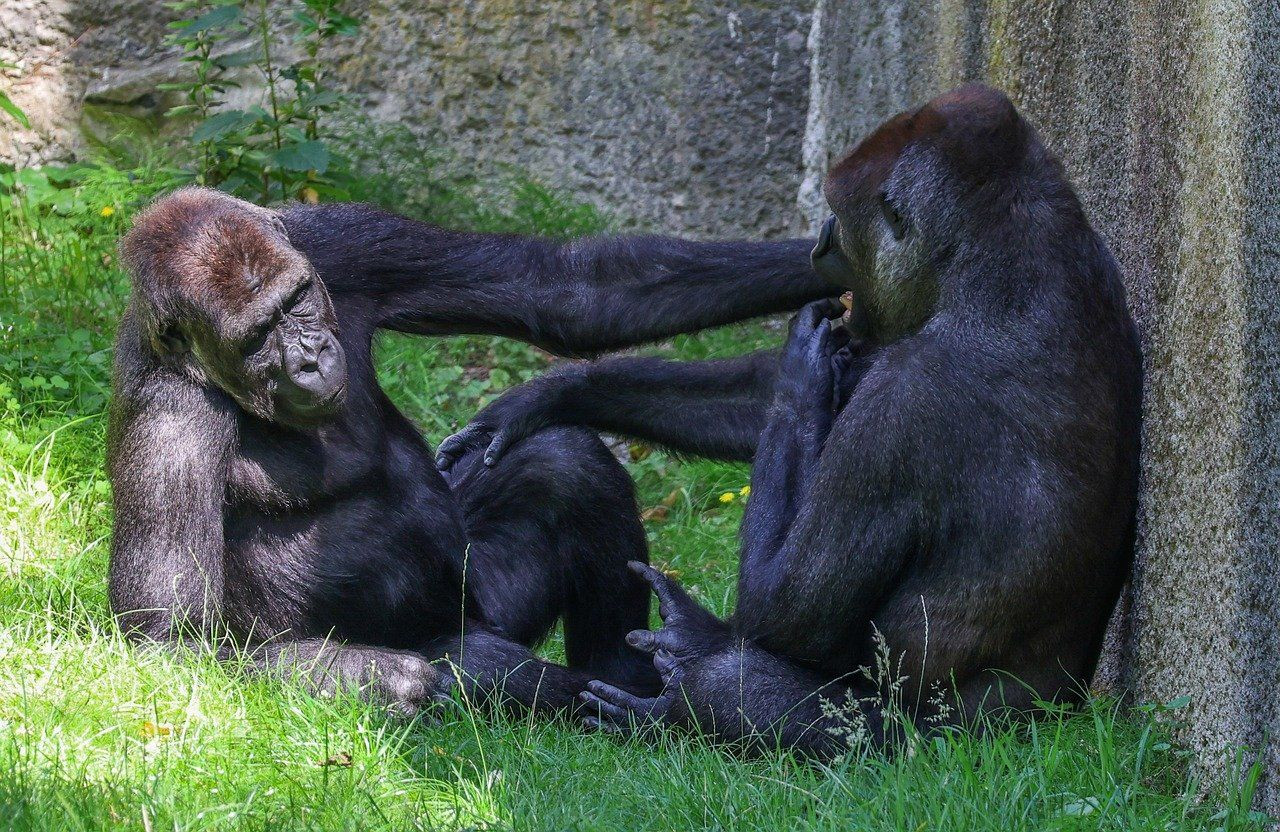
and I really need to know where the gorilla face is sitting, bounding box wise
[811,84,1030,343]
[122,188,348,429]
[188,215,348,428]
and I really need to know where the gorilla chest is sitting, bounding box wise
[227,418,380,509]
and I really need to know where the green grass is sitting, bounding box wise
[0,164,1269,831]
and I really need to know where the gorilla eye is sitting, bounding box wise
[879,191,909,241]
[283,277,312,310]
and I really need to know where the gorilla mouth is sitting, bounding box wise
[811,215,857,288]
[274,384,347,428]
[839,291,855,327]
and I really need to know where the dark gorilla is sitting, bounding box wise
[108,187,835,716]
[451,85,1142,753]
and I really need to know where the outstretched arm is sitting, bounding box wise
[435,351,780,470]
[280,203,836,356]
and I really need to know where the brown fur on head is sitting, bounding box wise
[812,84,1038,341]
[120,188,302,345]
[120,188,346,427]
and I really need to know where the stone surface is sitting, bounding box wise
[803,0,1280,812]
[0,0,812,238]
[0,0,184,165]
[324,1,813,237]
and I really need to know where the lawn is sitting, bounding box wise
[0,163,1267,831]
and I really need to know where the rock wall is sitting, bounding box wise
[803,0,1280,812]
[0,0,183,165]
[0,0,812,238]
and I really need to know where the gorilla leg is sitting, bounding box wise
[444,426,657,694]
[582,564,881,756]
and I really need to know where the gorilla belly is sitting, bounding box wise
[223,494,457,646]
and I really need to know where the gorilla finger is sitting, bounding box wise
[435,426,486,470]
[828,322,852,351]
[625,628,660,654]
[627,561,698,621]
[586,680,659,716]
[626,627,680,655]
[581,714,630,735]
[653,648,680,677]
[805,327,834,376]
[807,319,832,360]
[579,690,634,723]
[483,429,518,467]
[802,298,846,328]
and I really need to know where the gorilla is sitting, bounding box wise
[445,85,1142,753]
[108,187,836,716]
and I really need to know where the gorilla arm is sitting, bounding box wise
[106,312,235,643]
[106,310,443,714]
[436,350,780,469]
[277,203,835,356]
[434,300,869,471]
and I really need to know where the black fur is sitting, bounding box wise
[107,188,835,716]
[465,86,1143,753]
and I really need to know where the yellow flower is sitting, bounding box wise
[739,485,751,497]
[718,491,736,504]
[100,205,115,217]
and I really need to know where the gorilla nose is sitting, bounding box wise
[812,214,838,262]
[284,334,347,401]
[811,214,855,287]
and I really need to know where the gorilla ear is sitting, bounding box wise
[152,326,188,359]
[879,191,909,241]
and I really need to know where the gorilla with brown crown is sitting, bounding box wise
[108,187,836,716]
[457,85,1142,753]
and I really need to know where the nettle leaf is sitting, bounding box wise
[215,48,260,69]
[186,4,241,34]
[273,140,330,173]
[300,90,341,109]
[0,90,30,128]
[243,105,274,127]
[331,15,360,36]
[191,109,253,143]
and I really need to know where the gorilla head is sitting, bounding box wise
[811,84,1037,342]
[120,188,347,427]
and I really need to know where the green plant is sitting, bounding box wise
[0,61,30,129]
[162,0,360,202]
[160,1,246,179]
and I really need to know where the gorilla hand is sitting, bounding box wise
[436,365,585,471]
[580,561,731,735]
[266,641,451,720]
[776,299,848,440]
